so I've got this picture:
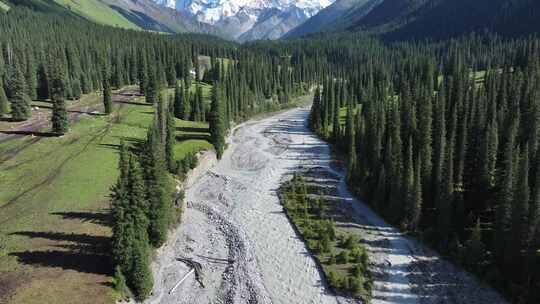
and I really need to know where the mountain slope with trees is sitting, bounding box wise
[5,0,220,35]
[284,0,381,38]
[368,0,540,40]
[267,31,540,303]
[289,0,540,40]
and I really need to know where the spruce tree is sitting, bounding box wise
[346,104,356,183]
[345,103,355,156]
[143,120,170,248]
[529,156,540,245]
[36,64,49,100]
[0,83,8,118]
[481,119,498,188]
[332,93,340,143]
[126,156,153,300]
[103,79,112,115]
[111,144,132,280]
[173,84,183,119]
[182,85,191,121]
[196,85,204,121]
[402,137,414,228]
[389,104,403,221]
[511,144,530,279]
[138,55,147,95]
[437,122,454,248]
[10,64,32,121]
[465,219,485,270]
[209,84,225,158]
[418,91,433,189]
[494,117,517,266]
[51,65,68,135]
[433,88,446,215]
[409,153,422,231]
[165,102,176,172]
[310,86,322,131]
[145,69,157,104]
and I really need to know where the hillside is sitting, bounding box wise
[239,6,312,41]
[54,0,140,30]
[289,0,540,40]
[102,0,221,34]
[5,0,220,35]
[284,0,381,38]
[375,0,540,40]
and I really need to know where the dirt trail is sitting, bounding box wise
[0,87,138,144]
[147,107,507,304]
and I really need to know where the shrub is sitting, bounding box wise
[321,234,331,253]
[337,250,350,264]
[113,266,129,298]
[352,263,365,278]
[176,151,199,178]
[327,271,338,288]
[328,254,337,265]
[325,220,336,240]
[303,226,317,240]
[342,234,358,250]
[348,277,366,297]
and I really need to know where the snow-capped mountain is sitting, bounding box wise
[152,0,178,9]
[151,0,334,40]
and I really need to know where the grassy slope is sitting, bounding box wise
[53,0,139,30]
[0,1,9,11]
[0,92,211,303]
[190,81,213,100]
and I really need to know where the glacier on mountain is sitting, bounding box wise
[150,0,334,39]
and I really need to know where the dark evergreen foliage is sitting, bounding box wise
[286,31,540,302]
[103,79,112,115]
[0,82,8,117]
[209,83,226,158]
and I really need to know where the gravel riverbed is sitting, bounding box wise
[144,107,507,304]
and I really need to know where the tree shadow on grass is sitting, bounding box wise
[176,126,209,133]
[176,134,210,141]
[0,130,60,137]
[9,250,111,276]
[68,110,107,117]
[113,100,151,106]
[98,135,146,151]
[9,231,112,276]
[51,211,112,227]
[9,206,114,276]
[97,143,122,151]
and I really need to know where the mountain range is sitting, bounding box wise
[4,0,540,41]
[150,0,334,41]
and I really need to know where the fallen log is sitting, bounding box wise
[177,257,205,288]
[169,268,195,294]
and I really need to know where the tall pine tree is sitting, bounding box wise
[50,63,68,135]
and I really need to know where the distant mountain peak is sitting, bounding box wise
[150,0,334,40]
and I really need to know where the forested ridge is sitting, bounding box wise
[267,32,540,302]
